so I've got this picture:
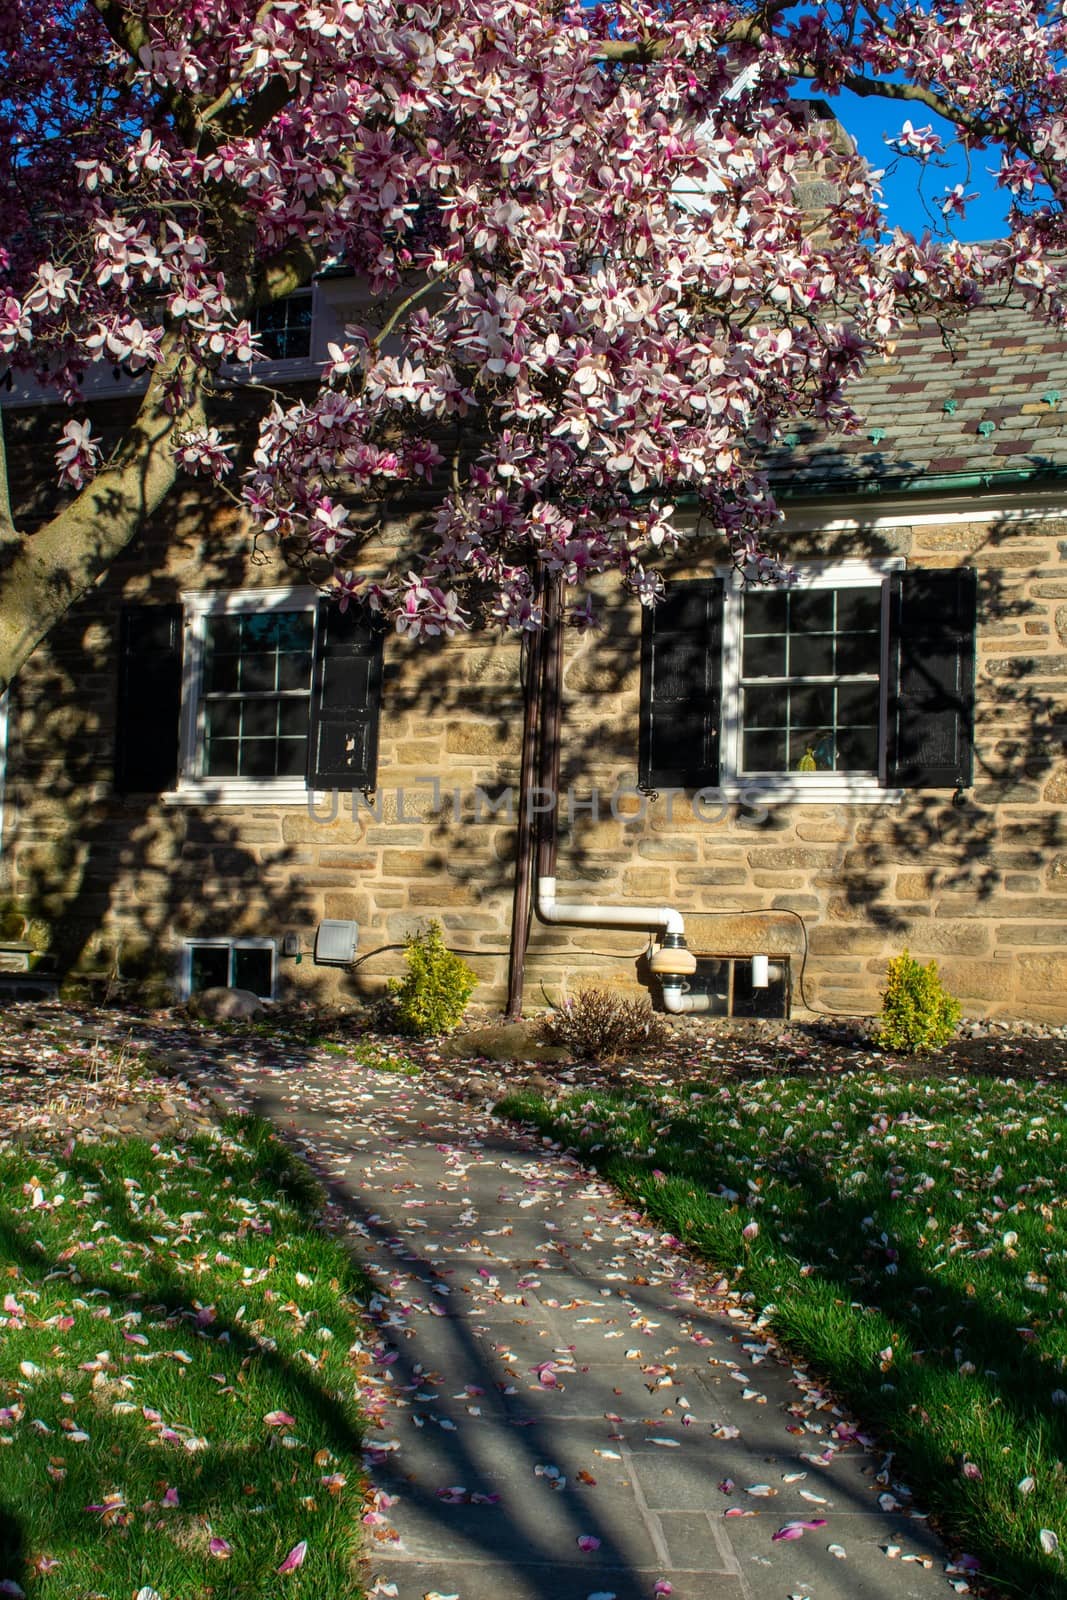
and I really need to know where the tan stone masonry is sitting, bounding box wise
[2,494,1066,1021]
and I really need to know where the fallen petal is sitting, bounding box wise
[277,1540,308,1574]
[577,1535,601,1552]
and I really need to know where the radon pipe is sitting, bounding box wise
[659,980,713,1015]
[535,874,686,938]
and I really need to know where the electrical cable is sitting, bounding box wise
[340,914,878,1020]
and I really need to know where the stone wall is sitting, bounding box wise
[2,485,1066,1020]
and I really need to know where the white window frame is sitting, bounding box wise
[166,586,318,806]
[181,937,277,1000]
[718,558,905,804]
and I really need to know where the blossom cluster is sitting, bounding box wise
[1,0,1065,635]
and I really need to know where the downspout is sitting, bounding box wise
[530,578,715,1012]
[505,570,546,1019]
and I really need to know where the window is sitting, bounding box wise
[113,588,385,803]
[732,567,887,784]
[184,938,275,999]
[201,608,314,779]
[639,562,977,801]
[251,291,313,362]
[178,588,317,801]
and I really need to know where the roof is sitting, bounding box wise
[765,297,1067,495]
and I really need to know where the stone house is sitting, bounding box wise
[1,289,1065,1021]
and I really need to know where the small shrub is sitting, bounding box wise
[878,950,961,1055]
[388,921,478,1037]
[541,986,670,1062]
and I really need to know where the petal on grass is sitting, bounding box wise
[1039,1530,1060,1557]
[277,1540,308,1574]
[265,1411,297,1427]
[208,1538,232,1559]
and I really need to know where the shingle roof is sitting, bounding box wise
[765,298,1067,492]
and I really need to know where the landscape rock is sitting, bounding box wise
[186,986,269,1022]
[438,1021,569,1064]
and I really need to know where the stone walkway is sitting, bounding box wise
[149,1035,973,1600]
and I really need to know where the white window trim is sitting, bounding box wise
[165,586,318,807]
[717,558,905,805]
[181,937,277,1000]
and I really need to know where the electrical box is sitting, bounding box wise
[314,920,359,965]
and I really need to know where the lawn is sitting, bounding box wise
[501,1065,1067,1599]
[0,1115,369,1600]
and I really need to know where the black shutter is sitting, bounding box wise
[639,580,724,789]
[888,567,977,788]
[306,599,384,791]
[114,604,183,794]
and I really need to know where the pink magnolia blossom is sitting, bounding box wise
[0,0,1064,662]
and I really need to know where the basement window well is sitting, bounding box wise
[668,956,790,1018]
[183,939,276,1000]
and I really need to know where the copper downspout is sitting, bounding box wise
[535,574,564,885]
[504,568,548,1019]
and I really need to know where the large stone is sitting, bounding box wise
[438,1023,569,1064]
[187,987,268,1022]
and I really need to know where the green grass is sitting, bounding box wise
[501,1069,1067,1599]
[0,1117,370,1598]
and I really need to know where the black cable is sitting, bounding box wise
[344,916,878,1021]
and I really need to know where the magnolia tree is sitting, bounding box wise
[1,0,1065,684]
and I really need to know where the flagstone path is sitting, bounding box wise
[132,1029,971,1600]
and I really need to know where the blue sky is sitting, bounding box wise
[800,88,1014,242]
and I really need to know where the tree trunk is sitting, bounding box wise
[0,346,206,692]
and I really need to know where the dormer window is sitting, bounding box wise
[251,290,313,362]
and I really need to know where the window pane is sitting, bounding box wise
[278,650,313,691]
[742,685,782,728]
[189,945,229,993]
[835,725,879,771]
[744,590,790,632]
[205,701,240,740]
[233,946,273,996]
[204,737,239,776]
[789,729,836,770]
[790,590,834,632]
[836,588,881,633]
[238,739,278,778]
[276,736,308,777]
[742,728,787,772]
[742,630,786,678]
[789,631,834,677]
[242,699,279,739]
[790,683,834,727]
[837,681,881,725]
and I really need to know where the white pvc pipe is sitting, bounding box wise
[536,876,686,938]
[660,986,713,1014]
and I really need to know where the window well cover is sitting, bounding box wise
[315,920,359,965]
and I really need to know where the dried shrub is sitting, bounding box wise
[878,950,961,1055]
[541,986,669,1062]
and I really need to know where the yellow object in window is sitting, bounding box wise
[797,747,818,772]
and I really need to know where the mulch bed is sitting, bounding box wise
[0,1001,1062,1155]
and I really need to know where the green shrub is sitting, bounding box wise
[541,986,670,1063]
[388,921,478,1037]
[878,950,961,1055]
